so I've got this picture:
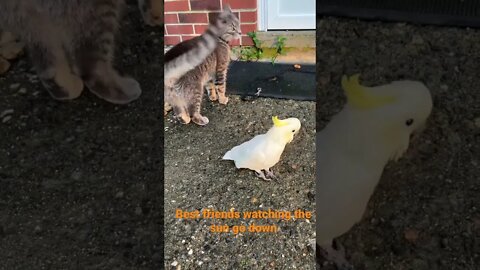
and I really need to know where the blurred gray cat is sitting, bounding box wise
[0,0,143,104]
[164,6,240,125]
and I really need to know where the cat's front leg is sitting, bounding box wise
[76,18,141,104]
[206,80,217,101]
[28,43,84,100]
[214,69,228,105]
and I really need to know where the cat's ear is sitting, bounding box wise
[223,4,232,13]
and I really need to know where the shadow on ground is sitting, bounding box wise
[317,17,480,270]
[0,3,163,269]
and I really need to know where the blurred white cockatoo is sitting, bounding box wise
[223,116,301,181]
[316,74,433,268]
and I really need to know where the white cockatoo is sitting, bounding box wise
[316,74,433,268]
[223,116,301,181]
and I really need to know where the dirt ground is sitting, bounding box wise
[317,17,480,269]
[164,97,316,269]
[0,2,163,269]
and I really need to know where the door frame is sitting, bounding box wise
[257,0,268,31]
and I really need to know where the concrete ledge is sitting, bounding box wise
[256,31,315,48]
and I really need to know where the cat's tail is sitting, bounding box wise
[164,28,218,82]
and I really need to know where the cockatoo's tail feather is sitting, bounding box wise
[341,74,396,109]
[222,150,233,160]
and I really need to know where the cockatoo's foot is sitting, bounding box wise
[265,169,277,180]
[255,170,272,181]
[319,241,354,270]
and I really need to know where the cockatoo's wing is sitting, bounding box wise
[316,120,388,245]
[223,135,271,170]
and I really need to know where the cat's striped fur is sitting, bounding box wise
[164,6,240,125]
[0,0,141,104]
[163,5,237,89]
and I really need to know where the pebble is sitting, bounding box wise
[9,83,20,89]
[2,115,12,123]
[411,34,424,45]
[18,87,27,94]
[34,225,42,234]
[70,170,82,181]
[135,206,143,215]
[0,109,13,118]
[115,191,124,198]
[171,261,178,267]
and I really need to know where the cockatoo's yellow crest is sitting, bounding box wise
[272,116,289,127]
[341,74,396,109]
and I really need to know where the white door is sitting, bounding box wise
[262,0,316,30]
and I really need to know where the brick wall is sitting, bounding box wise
[164,0,257,46]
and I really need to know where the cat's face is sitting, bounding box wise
[214,5,241,42]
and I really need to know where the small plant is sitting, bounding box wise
[238,31,263,61]
[271,36,287,64]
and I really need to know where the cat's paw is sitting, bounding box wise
[208,90,218,101]
[192,115,209,126]
[164,102,173,116]
[219,96,229,105]
[177,113,191,124]
[41,71,84,100]
[86,76,142,104]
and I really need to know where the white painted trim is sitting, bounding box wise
[257,0,268,31]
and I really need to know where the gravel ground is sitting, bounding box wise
[164,97,316,269]
[0,2,163,269]
[317,17,480,270]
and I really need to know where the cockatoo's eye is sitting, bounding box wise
[292,130,296,133]
[406,119,414,126]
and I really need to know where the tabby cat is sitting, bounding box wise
[0,0,142,104]
[164,6,240,126]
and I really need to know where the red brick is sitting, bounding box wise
[165,1,190,12]
[241,36,254,46]
[166,24,194,35]
[182,35,198,41]
[208,11,240,22]
[194,24,209,34]
[240,23,256,34]
[230,39,241,46]
[223,0,256,10]
[164,13,179,24]
[240,11,257,23]
[164,35,181,45]
[179,13,209,23]
[191,0,221,11]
